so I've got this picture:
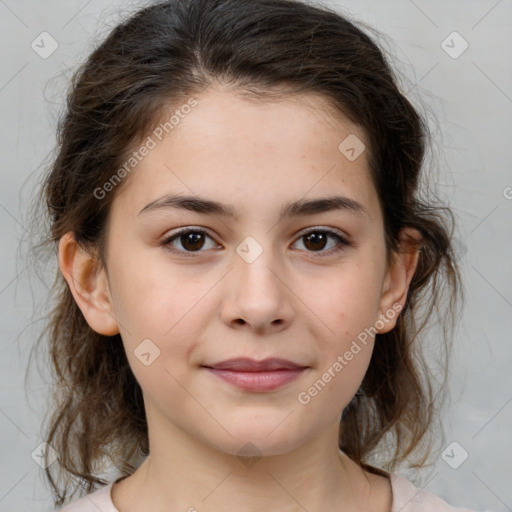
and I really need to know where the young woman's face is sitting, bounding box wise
[100,87,401,457]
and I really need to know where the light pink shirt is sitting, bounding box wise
[58,473,483,511]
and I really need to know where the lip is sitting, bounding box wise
[202,358,309,392]
[204,357,307,371]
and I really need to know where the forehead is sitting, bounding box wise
[110,87,379,224]
[173,86,360,150]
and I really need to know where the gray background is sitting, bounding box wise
[0,0,511,510]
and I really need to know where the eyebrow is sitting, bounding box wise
[137,194,369,221]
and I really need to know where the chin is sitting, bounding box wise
[197,419,317,459]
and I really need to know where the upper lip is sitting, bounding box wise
[203,358,307,371]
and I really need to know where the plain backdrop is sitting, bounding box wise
[0,0,511,510]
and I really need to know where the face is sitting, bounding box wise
[68,87,412,458]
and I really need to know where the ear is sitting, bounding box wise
[376,226,422,334]
[58,231,120,336]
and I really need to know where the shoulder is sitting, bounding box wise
[57,483,118,512]
[389,473,481,512]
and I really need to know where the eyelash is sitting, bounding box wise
[160,226,352,258]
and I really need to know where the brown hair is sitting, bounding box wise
[28,0,463,507]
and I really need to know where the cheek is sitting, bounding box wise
[108,246,203,336]
[286,286,378,413]
[296,344,374,425]
[305,260,385,340]
[297,327,375,418]
[298,258,383,396]
[106,254,203,393]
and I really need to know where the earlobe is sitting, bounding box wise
[58,231,120,336]
[377,227,422,334]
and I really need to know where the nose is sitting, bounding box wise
[220,243,295,335]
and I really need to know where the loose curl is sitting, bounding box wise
[26,0,463,507]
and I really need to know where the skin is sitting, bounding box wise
[59,86,421,512]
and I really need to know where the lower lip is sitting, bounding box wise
[204,368,306,391]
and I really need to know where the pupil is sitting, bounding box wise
[306,232,326,251]
[183,232,204,251]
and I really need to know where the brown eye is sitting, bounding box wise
[179,231,206,251]
[303,232,329,251]
[161,227,351,258]
[161,228,218,255]
[293,229,351,255]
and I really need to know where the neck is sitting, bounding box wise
[112,410,391,512]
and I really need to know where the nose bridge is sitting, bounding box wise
[221,231,294,330]
[234,233,283,296]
